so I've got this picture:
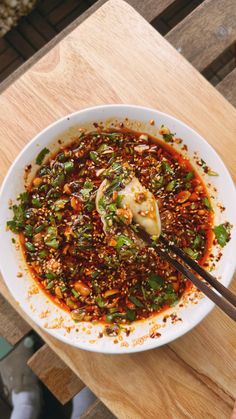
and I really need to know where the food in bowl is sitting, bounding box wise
[1,104,236,353]
[8,126,226,326]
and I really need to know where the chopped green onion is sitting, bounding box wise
[203,197,212,210]
[183,247,199,260]
[115,234,134,251]
[91,281,101,293]
[45,272,56,280]
[107,203,117,212]
[17,192,29,205]
[153,176,164,190]
[25,242,36,252]
[64,161,74,172]
[36,148,50,165]
[90,151,99,163]
[105,312,126,322]
[52,172,65,187]
[162,132,174,142]
[141,285,147,300]
[45,238,59,249]
[35,223,46,233]
[57,152,66,162]
[192,235,201,249]
[162,161,173,174]
[148,273,164,290]
[185,172,194,181]
[52,199,69,211]
[38,250,48,259]
[129,295,144,308]
[213,223,231,247]
[166,180,176,192]
[24,225,34,237]
[125,309,136,321]
[32,198,42,208]
[96,296,106,308]
[72,288,79,298]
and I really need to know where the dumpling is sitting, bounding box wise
[119,176,161,237]
[96,175,161,238]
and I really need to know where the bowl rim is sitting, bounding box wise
[0,103,235,354]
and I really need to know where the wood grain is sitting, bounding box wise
[0,0,176,95]
[0,58,24,83]
[28,10,57,40]
[170,276,236,402]
[128,0,176,22]
[0,273,232,418]
[5,28,35,59]
[81,400,115,419]
[0,47,19,72]
[166,0,236,72]
[0,0,236,416]
[28,344,85,404]
[217,68,236,108]
[0,293,30,345]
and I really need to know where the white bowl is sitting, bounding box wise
[0,104,235,354]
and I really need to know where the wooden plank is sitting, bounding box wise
[217,68,236,108]
[5,28,35,60]
[0,1,236,416]
[18,18,47,50]
[56,1,91,31]
[28,344,85,404]
[81,400,115,419]
[0,47,19,72]
[0,57,24,83]
[0,293,30,345]
[170,276,236,404]
[38,0,65,15]
[217,57,235,80]
[167,0,202,27]
[28,11,57,40]
[48,0,86,25]
[166,0,236,72]
[0,38,9,54]
[0,0,108,94]
[127,0,176,22]
[0,267,232,419]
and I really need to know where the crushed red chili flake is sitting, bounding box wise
[7,128,216,325]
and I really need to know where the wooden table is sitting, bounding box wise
[0,0,235,417]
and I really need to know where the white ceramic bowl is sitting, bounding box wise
[0,105,235,354]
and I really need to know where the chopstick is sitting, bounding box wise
[138,229,236,322]
[160,235,236,307]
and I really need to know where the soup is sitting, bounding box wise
[7,128,214,324]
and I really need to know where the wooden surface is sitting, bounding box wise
[217,67,236,107]
[1,0,235,96]
[128,0,176,22]
[28,344,85,404]
[0,0,236,417]
[166,0,236,72]
[0,293,30,345]
[81,400,115,419]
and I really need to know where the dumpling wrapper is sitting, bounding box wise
[96,176,161,237]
